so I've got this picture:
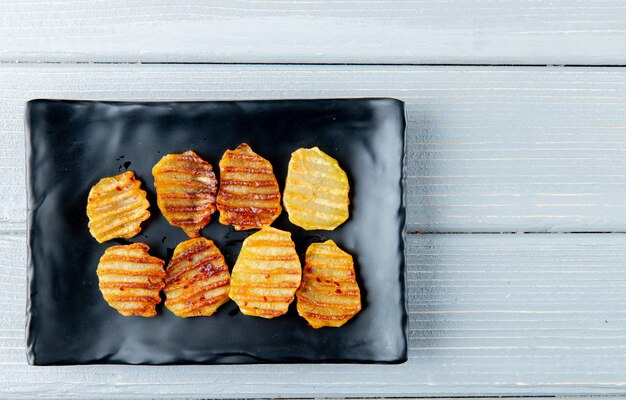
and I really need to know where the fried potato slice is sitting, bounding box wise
[96,243,166,317]
[152,150,218,237]
[230,227,301,318]
[283,147,349,230]
[296,240,361,328]
[87,171,151,243]
[164,237,230,317]
[217,144,282,230]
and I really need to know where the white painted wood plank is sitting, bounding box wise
[2,64,626,232]
[5,232,626,397]
[1,0,625,64]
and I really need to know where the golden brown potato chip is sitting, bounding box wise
[217,143,282,230]
[164,237,230,317]
[296,240,361,328]
[229,227,301,318]
[152,150,218,237]
[87,171,151,243]
[283,147,349,230]
[96,243,166,317]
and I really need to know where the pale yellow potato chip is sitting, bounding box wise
[283,147,349,230]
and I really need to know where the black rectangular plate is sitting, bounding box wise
[25,98,407,365]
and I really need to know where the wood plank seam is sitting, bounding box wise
[3,61,626,67]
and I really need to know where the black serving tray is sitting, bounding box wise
[25,98,407,365]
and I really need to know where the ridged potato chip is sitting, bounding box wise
[87,171,151,243]
[217,144,282,230]
[296,240,361,328]
[283,147,349,230]
[164,237,230,317]
[152,150,218,237]
[230,227,301,318]
[96,243,166,317]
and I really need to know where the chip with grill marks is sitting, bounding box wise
[296,240,361,328]
[283,147,350,231]
[216,143,282,230]
[87,171,151,243]
[229,227,301,319]
[164,237,231,318]
[96,243,166,317]
[152,150,218,238]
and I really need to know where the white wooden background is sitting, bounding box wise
[2,1,626,399]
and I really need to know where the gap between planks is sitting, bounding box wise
[3,61,626,67]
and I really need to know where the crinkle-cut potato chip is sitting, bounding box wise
[96,243,166,317]
[217,143,282,230]
[87,171,151,243]
[283,147,349,231]
[164,237,231,318]
[296,240,361,328]
[152,150,218,238]
[230,227,301,319]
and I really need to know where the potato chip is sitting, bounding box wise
[229,227,301,318]
[87,171,151,243]
[283,147,349,230]
[217,144,282,230]
[164,237,230,317]
[152,150,218,237]
[96,243,166,317]
[296,240,361,328]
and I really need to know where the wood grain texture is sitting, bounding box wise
[1,0,625,64]
[2,64,626,232]
[4,232,626,397]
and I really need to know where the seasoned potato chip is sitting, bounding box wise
[87,171,151,243]
[152,150,218,237]
[296,240,361,328]
[96,243,166,317]
[229,227,301,318]
[217,144,282,230]
[164,237,230,317]
[283,147,349,230]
